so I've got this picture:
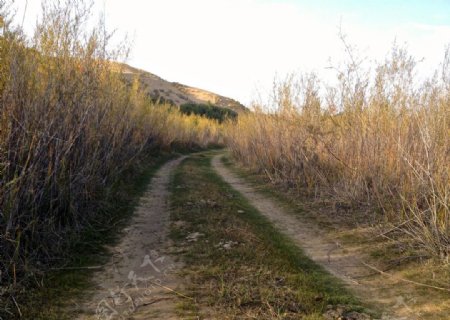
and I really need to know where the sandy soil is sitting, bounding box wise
[67,152,447,319]
[75,156,187,320]
[212,154,431,320]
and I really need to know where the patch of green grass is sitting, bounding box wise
[18,151,180,319]
[170,152,369,319]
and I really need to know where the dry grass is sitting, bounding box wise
[225,43,449,262]
[0,0,220,306]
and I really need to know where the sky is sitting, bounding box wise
[11,0,450,106]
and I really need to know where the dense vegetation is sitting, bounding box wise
[0,1,220,313]
[1,0,448,317]
[225,44,449,261]
[180,102,238,123]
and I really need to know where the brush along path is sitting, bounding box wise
[212,154,426,320]
[76,156,188,320]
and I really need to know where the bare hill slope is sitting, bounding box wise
[120,64,247,112]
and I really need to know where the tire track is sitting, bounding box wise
[75,156,187,320]
[212,153,422,320]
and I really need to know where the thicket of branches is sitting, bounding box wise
[0,0,220,307]
[226,43,449,261]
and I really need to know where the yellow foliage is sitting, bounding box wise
[0,0,220,292]
[225,49,450,260]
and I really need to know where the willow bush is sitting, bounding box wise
[226,45,449,261]
[0,0,220,298]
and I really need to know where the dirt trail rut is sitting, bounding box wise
[75,156,187,320]
[212,154,423,320]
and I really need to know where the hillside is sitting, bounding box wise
[120,64,247,112]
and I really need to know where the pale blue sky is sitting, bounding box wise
[12,0,450,105]
[282,0,450,25]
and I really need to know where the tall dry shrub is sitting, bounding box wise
[226,44,449,260]
[0,0,220,301]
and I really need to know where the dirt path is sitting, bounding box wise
[212,154,424,320]
[75,156,187,320]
